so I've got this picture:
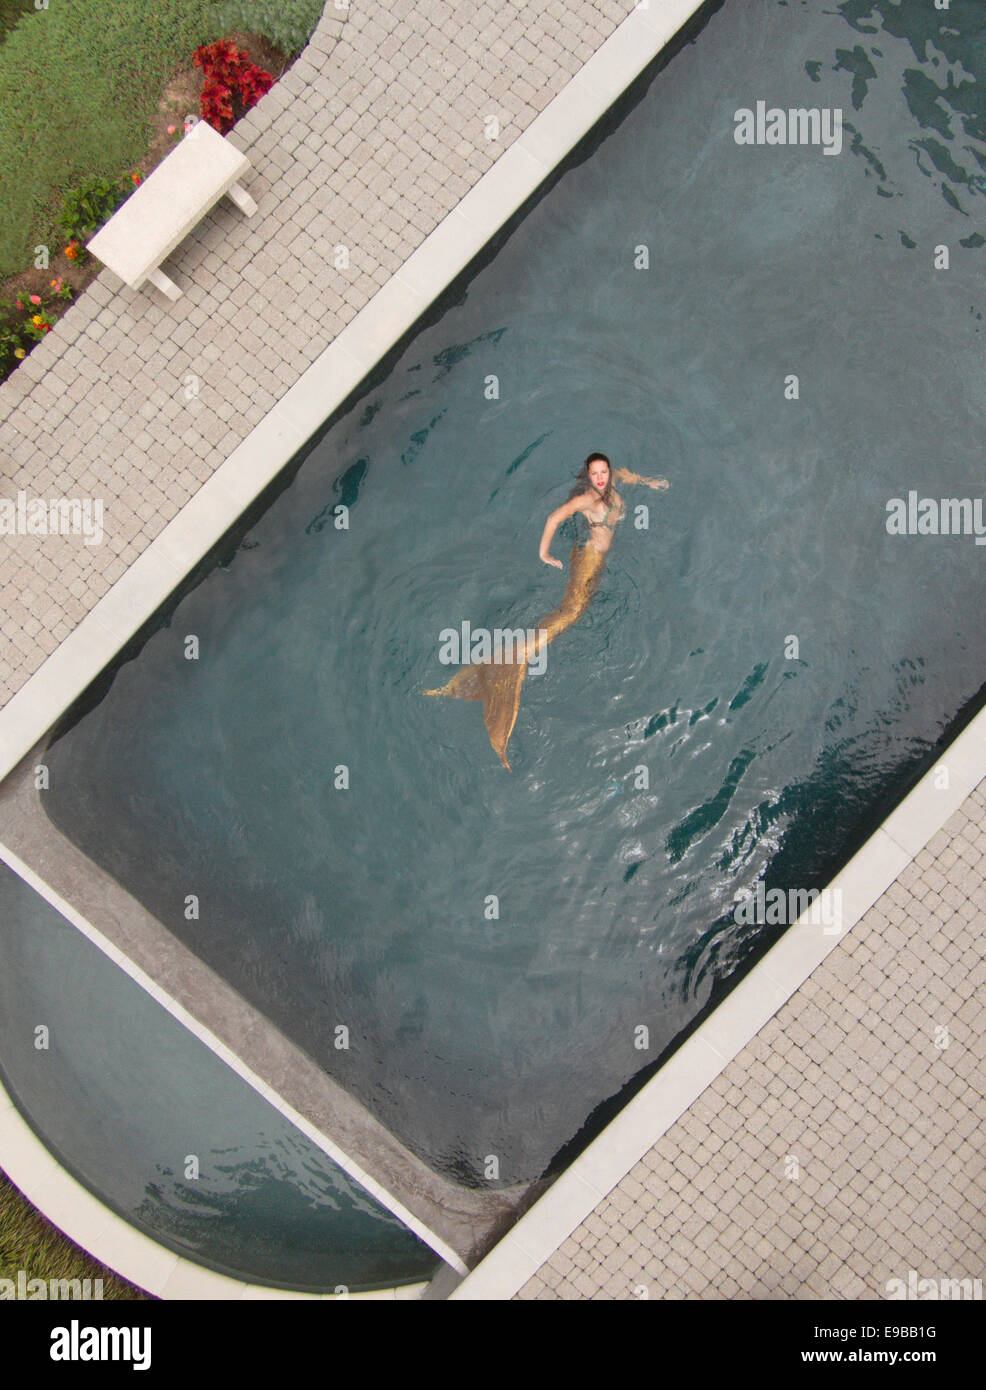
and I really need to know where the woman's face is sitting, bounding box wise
[588,459,610,493]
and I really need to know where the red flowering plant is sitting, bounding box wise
[193,40,274,135]
[0,279,73,379]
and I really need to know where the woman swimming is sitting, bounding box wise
[425,453,670,768]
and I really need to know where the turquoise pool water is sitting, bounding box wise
[30,0,986,1200]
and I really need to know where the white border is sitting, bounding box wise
[3,0,982,1304]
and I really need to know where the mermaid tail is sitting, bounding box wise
[425,542,606,769]
[425,658,529,769]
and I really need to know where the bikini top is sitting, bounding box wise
[587,501,620,528]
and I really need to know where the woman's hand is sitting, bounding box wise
[539,498,582,569]
[614,467,669,491]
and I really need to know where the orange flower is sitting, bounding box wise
[131,172,142,184]
[65,242,78,260]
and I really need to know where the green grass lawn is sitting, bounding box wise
[0,0,324,277]
[0,1,226,275]
[1,1168,147,1299]
[0,0,35,47]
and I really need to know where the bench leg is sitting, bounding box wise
[226,181,258,217]
[147,267,182,301]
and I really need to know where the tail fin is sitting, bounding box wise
[424,659,528,769]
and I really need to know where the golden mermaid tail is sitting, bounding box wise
[425,541,606,769]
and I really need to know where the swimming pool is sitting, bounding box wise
[3,0,986,1287]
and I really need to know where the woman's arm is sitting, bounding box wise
[612,467,670,491]
[539,496,585,568]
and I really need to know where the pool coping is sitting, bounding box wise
[1,0,980,1303]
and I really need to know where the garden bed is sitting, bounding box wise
[0,29,289,380]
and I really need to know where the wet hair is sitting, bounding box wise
[568,452,614,504]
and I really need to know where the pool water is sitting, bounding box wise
[40,0,986,1186]
[0,862,440,1290]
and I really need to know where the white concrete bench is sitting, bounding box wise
[86,119,258,302]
